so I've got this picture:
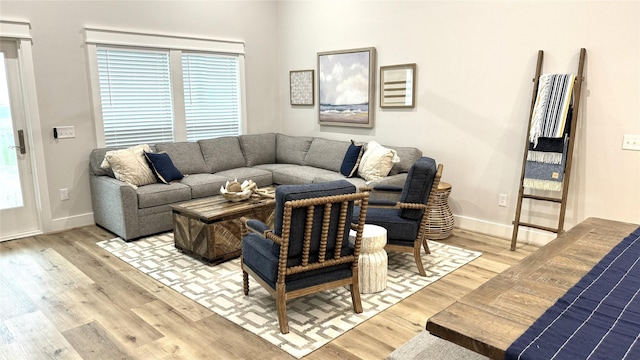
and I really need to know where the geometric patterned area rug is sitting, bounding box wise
[97,233,481,358]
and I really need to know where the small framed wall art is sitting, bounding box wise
[289,70,314,106]
[317,47,376,128]
[380,63,416,108]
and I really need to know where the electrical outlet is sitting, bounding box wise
[622,134,640,151]
[54,126,75,139]
[498,193,508,207]
[60,188,69,201]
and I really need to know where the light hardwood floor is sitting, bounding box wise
[0,226,537,359]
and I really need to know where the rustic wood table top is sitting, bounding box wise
[426,217,640,360]
[171,186,276,223]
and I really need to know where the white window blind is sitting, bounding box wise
[86,28,246,147]
[182,54,241,141]
[97,48,175,147]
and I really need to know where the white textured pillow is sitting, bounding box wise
[358,140,400,182]
[100,144,156,188]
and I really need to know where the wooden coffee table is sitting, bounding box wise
[171,187,276,264]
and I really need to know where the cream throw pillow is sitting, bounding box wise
[358,140,400,181]
[100,144,156,188]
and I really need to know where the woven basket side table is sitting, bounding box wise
[425,182,454,240]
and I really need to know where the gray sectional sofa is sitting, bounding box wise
[89,133,422,241]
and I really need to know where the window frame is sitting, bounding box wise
[84,28,246,147]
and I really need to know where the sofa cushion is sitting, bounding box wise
[358,140,400,181]
[90,145,158,178]
[178,173,228,199]
[100,144,157,188]
[387,145,423,175]
[340,140,364,177]
[144,151,184,184]
[272,166,342,185]
[366,173,408,188]
[276,133,313,165]
[214,167,273,188]
[239,133,276,166]
[136,182,192,209]
[198,137,246,173]
[253,163,298,172]
[304,138,351,172]
[311,172,346,183]
[155,142,208,175]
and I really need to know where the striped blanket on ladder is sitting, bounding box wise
[524,74,575,191]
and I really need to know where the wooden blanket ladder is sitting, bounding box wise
[510,48,586,251]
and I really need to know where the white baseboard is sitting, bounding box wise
[47,212,95,233]
[454,214,556,247]
[45,212,555,247]
[0,229,43,242]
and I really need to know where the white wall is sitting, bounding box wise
[276,1,640,244]
[0,1,281,232]
[1,1,638,243]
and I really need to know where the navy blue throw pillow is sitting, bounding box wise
[144,151,183,184]
[340,141,364,177]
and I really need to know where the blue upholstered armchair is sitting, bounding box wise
[352,157,442,276]
[240,180,369,334]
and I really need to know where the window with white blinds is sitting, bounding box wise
[97,48,175,147]
[182,54,241,141]
[85,28,245,148]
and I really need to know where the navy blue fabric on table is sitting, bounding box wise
[506,226,640,360]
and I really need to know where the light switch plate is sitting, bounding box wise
[55,126,75,139]
[498,193,508,207]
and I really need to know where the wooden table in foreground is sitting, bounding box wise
[426,217,640,360]
[171,187,276,264]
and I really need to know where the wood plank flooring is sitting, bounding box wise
[0,226,537,359]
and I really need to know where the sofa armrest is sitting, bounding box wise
[90,175,140,240]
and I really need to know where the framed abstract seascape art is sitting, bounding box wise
[317,47,376,128]
[290,70,314,105]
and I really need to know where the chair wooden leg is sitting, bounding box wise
[242,270,249,295]
[351,270,363,313]
[414,240,427,276]
[422,236,431,255]
[275,283,289,334]
[241,258,250,295]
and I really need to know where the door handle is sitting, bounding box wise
[8,130,26,154]
[17,130,25,154]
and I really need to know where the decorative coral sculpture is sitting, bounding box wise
[220,179,256,202]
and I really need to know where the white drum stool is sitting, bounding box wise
[349,224,388,294]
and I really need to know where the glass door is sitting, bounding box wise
[0,39,40,241]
